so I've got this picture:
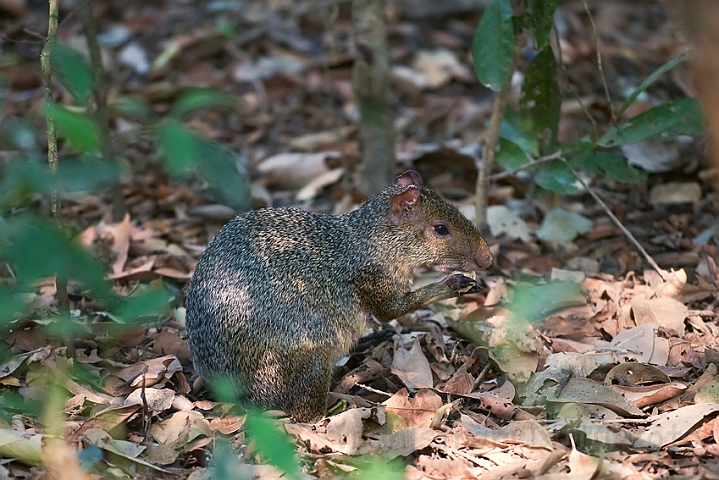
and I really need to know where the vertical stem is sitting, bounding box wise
[40,0,59,216]
[40,0,71,329]
[474,79,511,229]
[351,0,396,195]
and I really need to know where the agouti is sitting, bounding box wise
[185,170,492,422]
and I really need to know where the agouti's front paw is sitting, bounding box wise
[444,274,486,295]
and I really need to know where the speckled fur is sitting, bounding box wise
[185,172,492,422]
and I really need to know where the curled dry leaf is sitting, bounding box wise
[124,387,176,414]
[70,404,142,442]
[209,415,246,435]
[325,407,383,455]
[114,354,183,390]
[608,382,686,408]
[149,411,212,449]
[0,346,53,379]
[391,336,433,389]
[539,442,599,480]
[604,362,671,386]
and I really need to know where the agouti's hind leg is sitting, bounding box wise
[283,351,332,423]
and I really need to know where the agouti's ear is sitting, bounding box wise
[390,185,421,223]
[394,170,423,188]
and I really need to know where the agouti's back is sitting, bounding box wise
[185,170,492,421]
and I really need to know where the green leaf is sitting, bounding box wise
[112,96,156,123]
[529,0,557,49]
[521,46,560,152]
[0,288,28,327]
[50,44,95,103]
[156,119,198,174]
[511,281,583,322]
[0,215,110,298]
[0,157,120,206]
[500,107,539,155]
[195,141,251,212]
[350,456,406,480]
[244,410,300,479]
[46,103,100,152]
[571,151,646,183]
[598,97,704,147]
[535,159,576,194]
[113,288,171,323]
[536,208,593,241]
[52,158,121,192]
[169,88,236,119]
[496,138,529,169]
[618,50,689,116]
[472,0,516,91]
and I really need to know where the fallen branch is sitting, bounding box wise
[566,161,669,281]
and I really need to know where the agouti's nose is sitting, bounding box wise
[471,250,493,270]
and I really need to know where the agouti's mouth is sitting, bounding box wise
[433,253,493,273]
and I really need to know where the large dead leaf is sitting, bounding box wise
[384,388,443,428]
[634,403,719,449]
[552,378,646,417]
[379,426,438,459]
[461,415,553,449]
[0,429,45,466]
[149,411,212,449]
[391,335,433,389]
[610,324,669,365]
[630,296,687,334]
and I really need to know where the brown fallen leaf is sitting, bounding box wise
[149,411,212,449]
[379,426,438,459]
[325,407,383,455]
[635,403,719,449]
[608,382,687,408]
[385,388,443,428]
[391,335,433,389]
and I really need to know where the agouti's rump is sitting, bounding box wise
[185,170,492,422]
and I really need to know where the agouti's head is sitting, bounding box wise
[389,170,493,273]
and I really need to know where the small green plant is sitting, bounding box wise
[472,0,702,196]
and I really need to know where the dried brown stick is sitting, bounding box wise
[474,79,512,228]
[567,162,669,281]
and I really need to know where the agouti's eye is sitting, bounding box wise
[434,224,450,236]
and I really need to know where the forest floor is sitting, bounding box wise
[1,0,718,478]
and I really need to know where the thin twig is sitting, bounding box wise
[582,0,616,123]
[40,0,59,215]
[566,161,669,281]
[356,383,393,398]
[472,363,491,391]
[489,150,564,181]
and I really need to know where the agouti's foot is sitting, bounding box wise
[444,274,486,295]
